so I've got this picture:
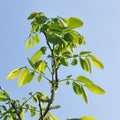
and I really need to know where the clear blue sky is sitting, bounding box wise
[0,0,120,120]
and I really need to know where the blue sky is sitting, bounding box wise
[0,0,120,120]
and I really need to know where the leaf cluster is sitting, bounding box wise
[0,12,105,120]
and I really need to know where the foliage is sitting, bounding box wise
[0,12,105,120]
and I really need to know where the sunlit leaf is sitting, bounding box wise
[31,49,42,62]
[85,84,105,94]
[67,118,80,120]
[31,34,40,47]
[37,61,46,72]
[80,116,96,120]
[62,51,72,58]
[18,68,29,87]
[76,76,93,85]
[26,39,31,49]
[67,17,83,29]
[6,68,22,80]
[40,46,47,54]
[49,112,59,120]
[89,55,104,69]
[22,72,35,85]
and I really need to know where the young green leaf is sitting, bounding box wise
[80,116,96,120]
[80,51,92,56]
[67,17,83,29]
[22,72,35,85]
[89,55,104,69]
[6,68,22,80]
[37,61,46,72]
[30,49,42,62]
[31,34,40,47]
[18,68,29,87]
[76,76,93,85]
[26,39,31,49]
[85,84,105,94]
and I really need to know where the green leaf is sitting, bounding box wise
[60,57,69,66]
[72,81,82,95]
[37,61,46,72]
[40,24,49,32]
[81,86,88,103]
[71,58,78,66]
[0,92,7,101]
[30,106,36,117]
[66,80,70,85]
[40,46,47,54]
[27,58,36,69]
[79,58,89,72]
[47,34,62,44]
[49,21,62,34]
[37,75,42,82]
[26,39,31,49]
[36,15,47,24]
[18,68,29,87]
[89,55,104,69]
[80,116,96,120]
[67,118,81,120]
[66,75,72,79]
[48,112,59,120]
[27,12,38,19]
[31,34,40,47]
[67,17,83,29]
[6,68,22,80]
[22,72,35,85]
[64,32,73,42]
[62,51,72,58]
[84,57,91,73]
[80,51,92,56]
[76,76,93,85]
[85,84,105,94]
[31,49,42,62]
